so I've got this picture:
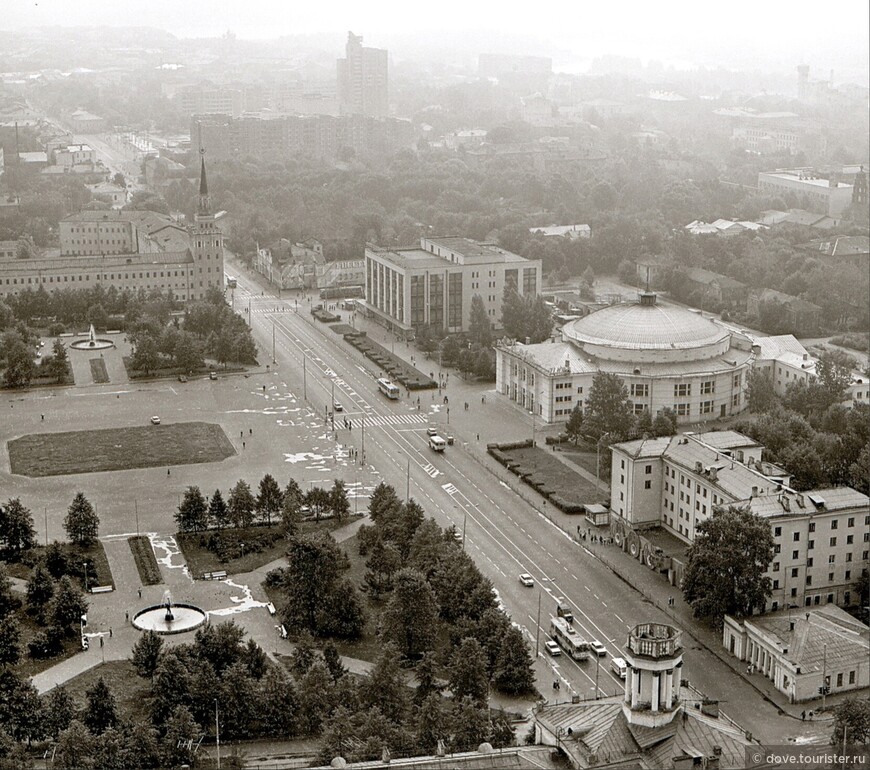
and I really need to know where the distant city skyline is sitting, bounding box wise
[2,0,868,83]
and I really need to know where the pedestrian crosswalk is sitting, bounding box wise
[422,463,441,478]
[348,413,430,429]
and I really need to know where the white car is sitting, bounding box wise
[590,640,607,657]
[150,416,161,425]
[333,401,344,412]
[545,640,562,657]
[519,573,534,587]
[426,425,438,437]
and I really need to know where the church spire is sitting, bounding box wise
[197,149,211,217]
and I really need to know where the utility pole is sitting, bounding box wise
[461,507,467,550]
[406,457,410,502]
[822,642,828,710]
[303,354,307,401]
[272,319,276,364]
[361,418,365,466]
[135,500,139,538]
[535,589,542,657]
[44,507,48,546]
[215,700,221,770]
[595,653,601,700]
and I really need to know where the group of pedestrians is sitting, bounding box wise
[577,527,613,545]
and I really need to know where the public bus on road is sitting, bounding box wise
[550,616,591,661]
[377,378,400,400]
[225,273,237,289]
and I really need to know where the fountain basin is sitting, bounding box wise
[70,337,114,350]
[132,603,207,635]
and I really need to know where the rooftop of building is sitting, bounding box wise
[529,224,591,237]
[750,334,810,362]
[798,235,870,257]
[536,687,755,769]
[562,295,731,352]
[760,171,853,190]
[749,487,869,519]
[0,251,193,273]
[368,236,530,269]
[751,288,823,314]
[733,605,869,676]
[688,430,760,451]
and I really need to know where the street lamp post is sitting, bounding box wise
[215,700,221,770]
[595,653,601,699]
[535,589,542,657]
[83,561,89,593]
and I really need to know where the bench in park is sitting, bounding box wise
[90,585,113,594]
[202,571,227,581]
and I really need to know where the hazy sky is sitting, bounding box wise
[4,0,869,79]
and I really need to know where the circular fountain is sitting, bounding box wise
[132,589,207,635]
[70,323,115,351]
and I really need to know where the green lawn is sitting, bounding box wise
[178,516,361,577]
[501,445,604,508]
[8,421,236,477]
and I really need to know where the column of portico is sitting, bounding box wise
[651,672,660,711]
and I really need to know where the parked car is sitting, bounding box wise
[177,375,188,382]
[426,425,438,437]
[333,401,344,412]
[611,657,628,679]
[545,640,562,657]
[446,434,455,445]
[150,416,161,425]
[590,640,607,657]
[209,371,217,380]
[519,573,535,587]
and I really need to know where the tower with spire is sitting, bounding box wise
[191,150,224,299]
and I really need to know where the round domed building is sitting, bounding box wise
[495,292,755,425]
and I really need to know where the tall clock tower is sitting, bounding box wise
[191,152,224,300]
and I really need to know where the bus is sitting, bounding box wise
[225,273,237,289]
[377,378,400,400]
[550,616,591,661]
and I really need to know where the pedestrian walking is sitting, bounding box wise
[477,433,480,440]
[241,430,244,438]
[801,711,806,721]
[242,441,246,449]
[125,611,129,623]
[167,468,171,476]
[100,636,104,648]
[249,428,253,435]
[138,587,142,599]
[41,414,44,421]
[109,627,113,638]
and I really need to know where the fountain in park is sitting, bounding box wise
[132,589,207,635]
[70,323,114,351]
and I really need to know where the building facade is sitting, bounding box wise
[758,170,853,218]
[0,159,223,302]
[496,293,755,424]
[363,236,541,336]
[723,605,869,703]
[337,32,388,118]
[609,431,870,611]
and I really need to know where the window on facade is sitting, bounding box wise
[830,537,837,547]
[674,404,690,416]
[791,568,798,578]
[809,522,815,532]
[701,380,715,394]
[644,480,651,490]
[631,383,649,397]
[793,532,800,542]
[674,383,691,397]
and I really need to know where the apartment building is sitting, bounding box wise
[610,431,869,611]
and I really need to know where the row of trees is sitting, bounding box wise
[0,330,69,389]
[1,493,99,559]
[175,475,350,533]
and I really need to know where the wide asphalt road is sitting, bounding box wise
[228,268,796,742]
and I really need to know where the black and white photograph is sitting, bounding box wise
[0,1,867,768]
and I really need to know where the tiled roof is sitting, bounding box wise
[499,340,597,376]
[690,430,759,450]
[751,334,809,361]
[611,437,671,460]
[743,605,869,675]
[646,709,754,769]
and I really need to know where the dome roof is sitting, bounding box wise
[563,300,729,351]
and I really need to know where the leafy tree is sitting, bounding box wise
[651,407,678,437]
[297,661,334,735]
[219,662,257,739]
[242,637,268,680]
[416,692,446,753]
[490,708,516,748]
[364,539,403,597]
[0,617,21,669]
[228,479,256,528]
[26,563,54,620]
[289,631,317,679]
[63,492,99,545]
[175,486,208,533]
[323,641,347,682]
[86,303,108,330]
[494,625,535,694]
[816,349,854,399]
[282,535,342,634]
[329,479,350,523]
[258,666,299,736]
[316,578,366,640]
[44,540,69,578]
[54,720,95,770]
[468,294,492,347]
[50,576,88,635]
[193,621,244,676]
[41,686,76,738]
[831,698,870,746]
[83,677,118,734]
[855,570,869,607]
[381,569,438,659]
[415,651,440,703]
[500,286,526,340]
[161,705,199,768]
[681,505,774,625]
[208,489,230,530]
[171,331,204,372]
[369,483,401,523]
[584,371,634,440]
[2,337,35,388]
[0,565,17,619]
[93,726,126,770]
[359,646,409,723]
[565,404,584,444]
[305,486,332,521]
[131,630,164,678]
[449,637,489,706]
[123,722,161,769]
[129,334,160,375]
[150,652,191,725]
[46,337,69,383]
[848,446,870,495]
[748,370,778,413]
[0,498,36,557]
[256,474,283,525]
[449,695,490,752]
